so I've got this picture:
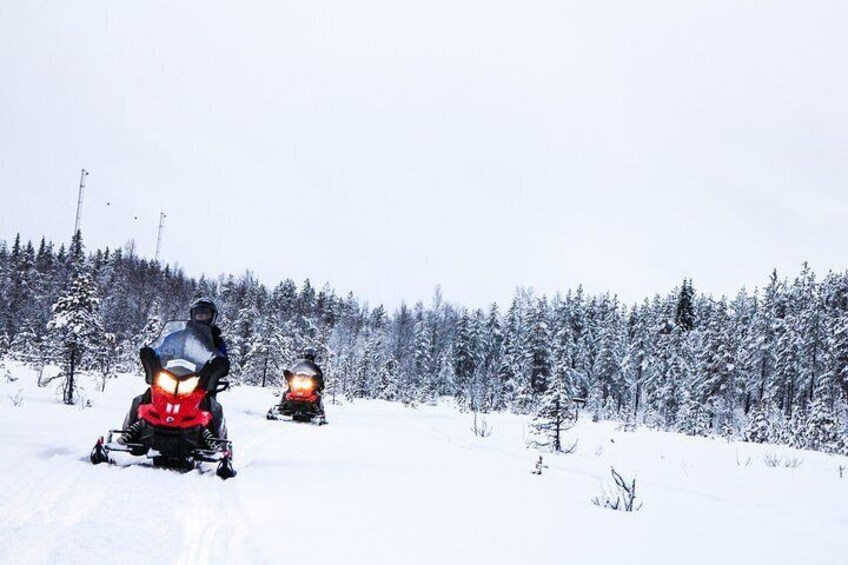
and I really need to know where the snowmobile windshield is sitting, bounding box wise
[150,321,218,377]
[288,360,319,378]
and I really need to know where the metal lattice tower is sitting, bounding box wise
[155,211,167,262]
[73,168,89,235]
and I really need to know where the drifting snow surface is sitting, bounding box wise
[1,362,848,565]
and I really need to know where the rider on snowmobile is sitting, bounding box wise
[120,298,230,445]
[299,348,324,391]
[283,348,326,415]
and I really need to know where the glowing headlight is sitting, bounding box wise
[292,375,315,392]
[156,372,200,396]
[178,376,200,396]
[156,371,179,395]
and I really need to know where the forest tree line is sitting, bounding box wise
[1,232,846,454]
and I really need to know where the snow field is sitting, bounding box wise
[1,361,847,565]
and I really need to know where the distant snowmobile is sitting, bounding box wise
[266,361,327,425]
[90,321,236,479]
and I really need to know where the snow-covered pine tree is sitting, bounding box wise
[137,309,163,349]
[774,310,802,420]
[674,278,696,331]
[452,310,477,405]
[571,288,595,406]
[624,302,652,425]
[9,321,40,364]
[375,355,401,401]
[354,333,381,398]
[473,303,502,411]
[270,279,299,323]
[409,311,431,403]
[743,401,772,443]
[226,280,263,380]
[752,271,783,405]
[526,298,552,399]
[593,295,627,420]
[695,298,737,433]
[803,397,844,454]
[795,264,827,412]
[531,369,576,452]
[0,329,9,358]
[298,278,317,318]
[45,256,107,405]
[676,394,711,437]
[818,273,848,408]
[92,331,118,392]
[242,315,293,387]
[497,297,525,411]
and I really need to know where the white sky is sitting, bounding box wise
[1,1,847,309]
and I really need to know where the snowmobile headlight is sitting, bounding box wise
[177,376,200,396]
[292,376,315,392]
[156,371,179,395]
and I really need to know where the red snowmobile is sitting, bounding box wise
[266,361,327,424]
[90,321,236,479]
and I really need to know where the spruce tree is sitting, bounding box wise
[674,279,696,331]
[452,310,477,402]
[46,265,107,405]
[0,329,9,358]
[531,370,576,452]
[9,322,40,363]
[743,401,772,443]
[803,397,844,454]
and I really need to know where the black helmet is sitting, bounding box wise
[303,348,317,362]
[190,297,218,326]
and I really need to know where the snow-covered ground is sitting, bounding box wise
[1,360,847,565]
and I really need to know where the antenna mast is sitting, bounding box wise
[155,212,167,262]
[74,168,89,235]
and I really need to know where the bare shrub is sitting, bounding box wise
[471,412,493,438]
[532,455,548,475]
[763,452,804,468]
[783,455,803,468]
[562,439,579,454]
[592,467,642,512]
[8,389,23,407]
[735,449,752,467]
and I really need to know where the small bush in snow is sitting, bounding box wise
[8,389,23,407]
[592,467,642,512]
[617,420,637,433]
[763,452,803,468]
[762,452,781,467]
[735,450,752,467]
[532,455,548,475]
[470,412,493,437]
[782,456,803,468]
[838,465,845,479]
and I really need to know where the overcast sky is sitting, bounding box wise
[1,1,847,310]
